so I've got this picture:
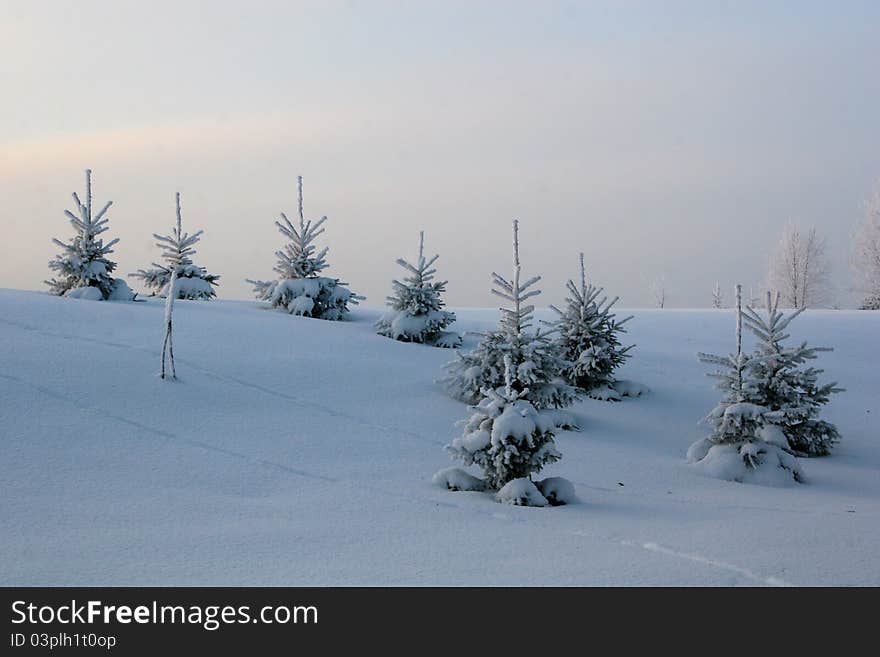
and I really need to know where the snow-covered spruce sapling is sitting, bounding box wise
[46,168,134,300]
[545,253,636,400]
[159,193,201,380]
[375,231,461,347]
[247,176,363,320]
[687,285,804,484]
[440,220,579,412]
[741,291,842,456]
[131,199,219,300]
[438,355,576,506]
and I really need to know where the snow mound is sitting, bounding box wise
[107,279,136,301]
[588,385,622,402]
[451,427,491,454]
[536,477,578,505]
[432,467,486,492]
[432,330,462,349]
[587,381,648,401]
[540,409,581,431]
[495,478,548,507]
[690,441,804,486]
[251,276,361,320]
[376,311,461,348]
[64,286,103,301]
[491,400,550,442]
[172,276,214,300]
[612,379,649,398]
[686,437,713,464]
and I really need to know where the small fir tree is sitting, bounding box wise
[446,356,561,493]
[375,231,461,347]
[247,176,362,320]
[687,285,804,483]
[440,220,579,411]
[712,282,723,308]
[131,201,219,299]
[545,253,634,397]
[741,292,842,456]
[46,169,133,300]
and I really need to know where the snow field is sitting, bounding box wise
[1,291,878,585]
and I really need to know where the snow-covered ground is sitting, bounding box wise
[1,289,878,586]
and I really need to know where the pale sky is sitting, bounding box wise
[2,0,878,307]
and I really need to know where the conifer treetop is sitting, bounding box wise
[394,231,441,289]
[491,220,542,342]
[548,252,632,328]
[743,291,805,353]
[54,169,118,260]
[273,176,330,279]
[386,230,447,307]
[154,192,204,270]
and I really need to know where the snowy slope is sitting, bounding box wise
[1,289,878,586]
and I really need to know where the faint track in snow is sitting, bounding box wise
[0,372,804,585]
[0,371,530,528]
[0,316,446,448]
[1,316,864,518]
[0,319,494,519]
[566,529,795,586]
[567,478,868,519]
[623,539,794,586]
[0,371,338,484]
[179,364,447,448]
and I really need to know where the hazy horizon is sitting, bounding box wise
[2,0,879,308]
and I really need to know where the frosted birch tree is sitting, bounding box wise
[712,282,723,309]
[768,224,832,309]
[650,275,666,308]
[853,183,880,309]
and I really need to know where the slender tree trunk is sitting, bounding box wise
[161,265,178,380]
[735,283,743,402]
